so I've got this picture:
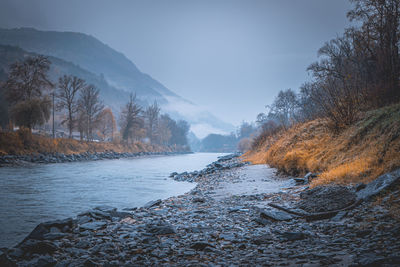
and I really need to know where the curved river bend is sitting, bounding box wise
[0,153,226,248]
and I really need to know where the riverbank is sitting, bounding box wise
[244,103,400,187]
[0,129,191,166]
[0,129,190,165]
[1,155,399,266]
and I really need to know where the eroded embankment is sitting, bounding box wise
[244,103,400,187]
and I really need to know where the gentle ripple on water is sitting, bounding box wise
[0,153,226,248]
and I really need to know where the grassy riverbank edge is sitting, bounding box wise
[0,129,190,156]
[243,103,400,187]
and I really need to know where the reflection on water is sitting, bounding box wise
[0,153,225,248]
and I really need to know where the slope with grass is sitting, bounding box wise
[244,103,400,187]
[0,129,188,156]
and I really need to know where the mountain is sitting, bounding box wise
[0,27,234,137]
[0,45,136,112]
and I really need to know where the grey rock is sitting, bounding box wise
[192,197,206,203]
[357,168,400,200]
[0,253,16,267]
[43,233,67,240]
[190,242,214,251]
[75,240,90,249]
[30,255,57,267]
[147,225,175,235]
[89,210,112,220]
[76,215,91,225]
[23,224,48,240]
[94,205,116,213]
[254,217,271,226]
[19,239,58,255]
[279,232,308,241]
[42,218,74,231]
[83,259,98,267]
[7,248,23,258]
[330,211,347,221]
[260,209,294,221]
[219,233,235,241]
[298,185,357,213]
[252,234,273,245]
[79,221,107,231]
[228,206,245,213]
[109,210,131,219]
[356,229,371,238]
[143,199,162,209]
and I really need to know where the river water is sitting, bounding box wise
[0,153,226,248]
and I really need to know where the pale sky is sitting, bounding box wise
[0,0,352,126]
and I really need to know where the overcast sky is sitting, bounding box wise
[0,0,352,126]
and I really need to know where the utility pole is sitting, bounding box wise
[52,90,55,139]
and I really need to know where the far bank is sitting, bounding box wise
[0,129,190,166]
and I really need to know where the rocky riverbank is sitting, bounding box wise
[1,155,400,266]
[0,151,191,167]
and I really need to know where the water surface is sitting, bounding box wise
[0,153,225,248]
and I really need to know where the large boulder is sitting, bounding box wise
[357,168,400,200]
[298,185,356,213]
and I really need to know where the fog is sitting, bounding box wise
[0,0,351,126]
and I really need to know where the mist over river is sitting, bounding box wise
[0,153,226,248]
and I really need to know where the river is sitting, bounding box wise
[0,152,226,248]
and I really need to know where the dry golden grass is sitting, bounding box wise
[244,103,400,186]
[0,129,177,155]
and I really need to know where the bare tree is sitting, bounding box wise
[348,0,400,105]
[57,75,86,138]
[144,101,160,143]
[0,81,10,130]
[78,85,104,141]
[238,121,256,139]
[157,114,172,145]
[97,108,116,141]
[4,55,53,130]
[76,110,87,141]
[267,89,299,129]
[120,93,143,143]
[297,82,322,122]
[307,35,367,129]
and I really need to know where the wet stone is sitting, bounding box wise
[279,232,308,242]
[79,221,107,231]
[260,209,295,221]
[143,199,162,209]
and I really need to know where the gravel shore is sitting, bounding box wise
[1,155,399,266]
